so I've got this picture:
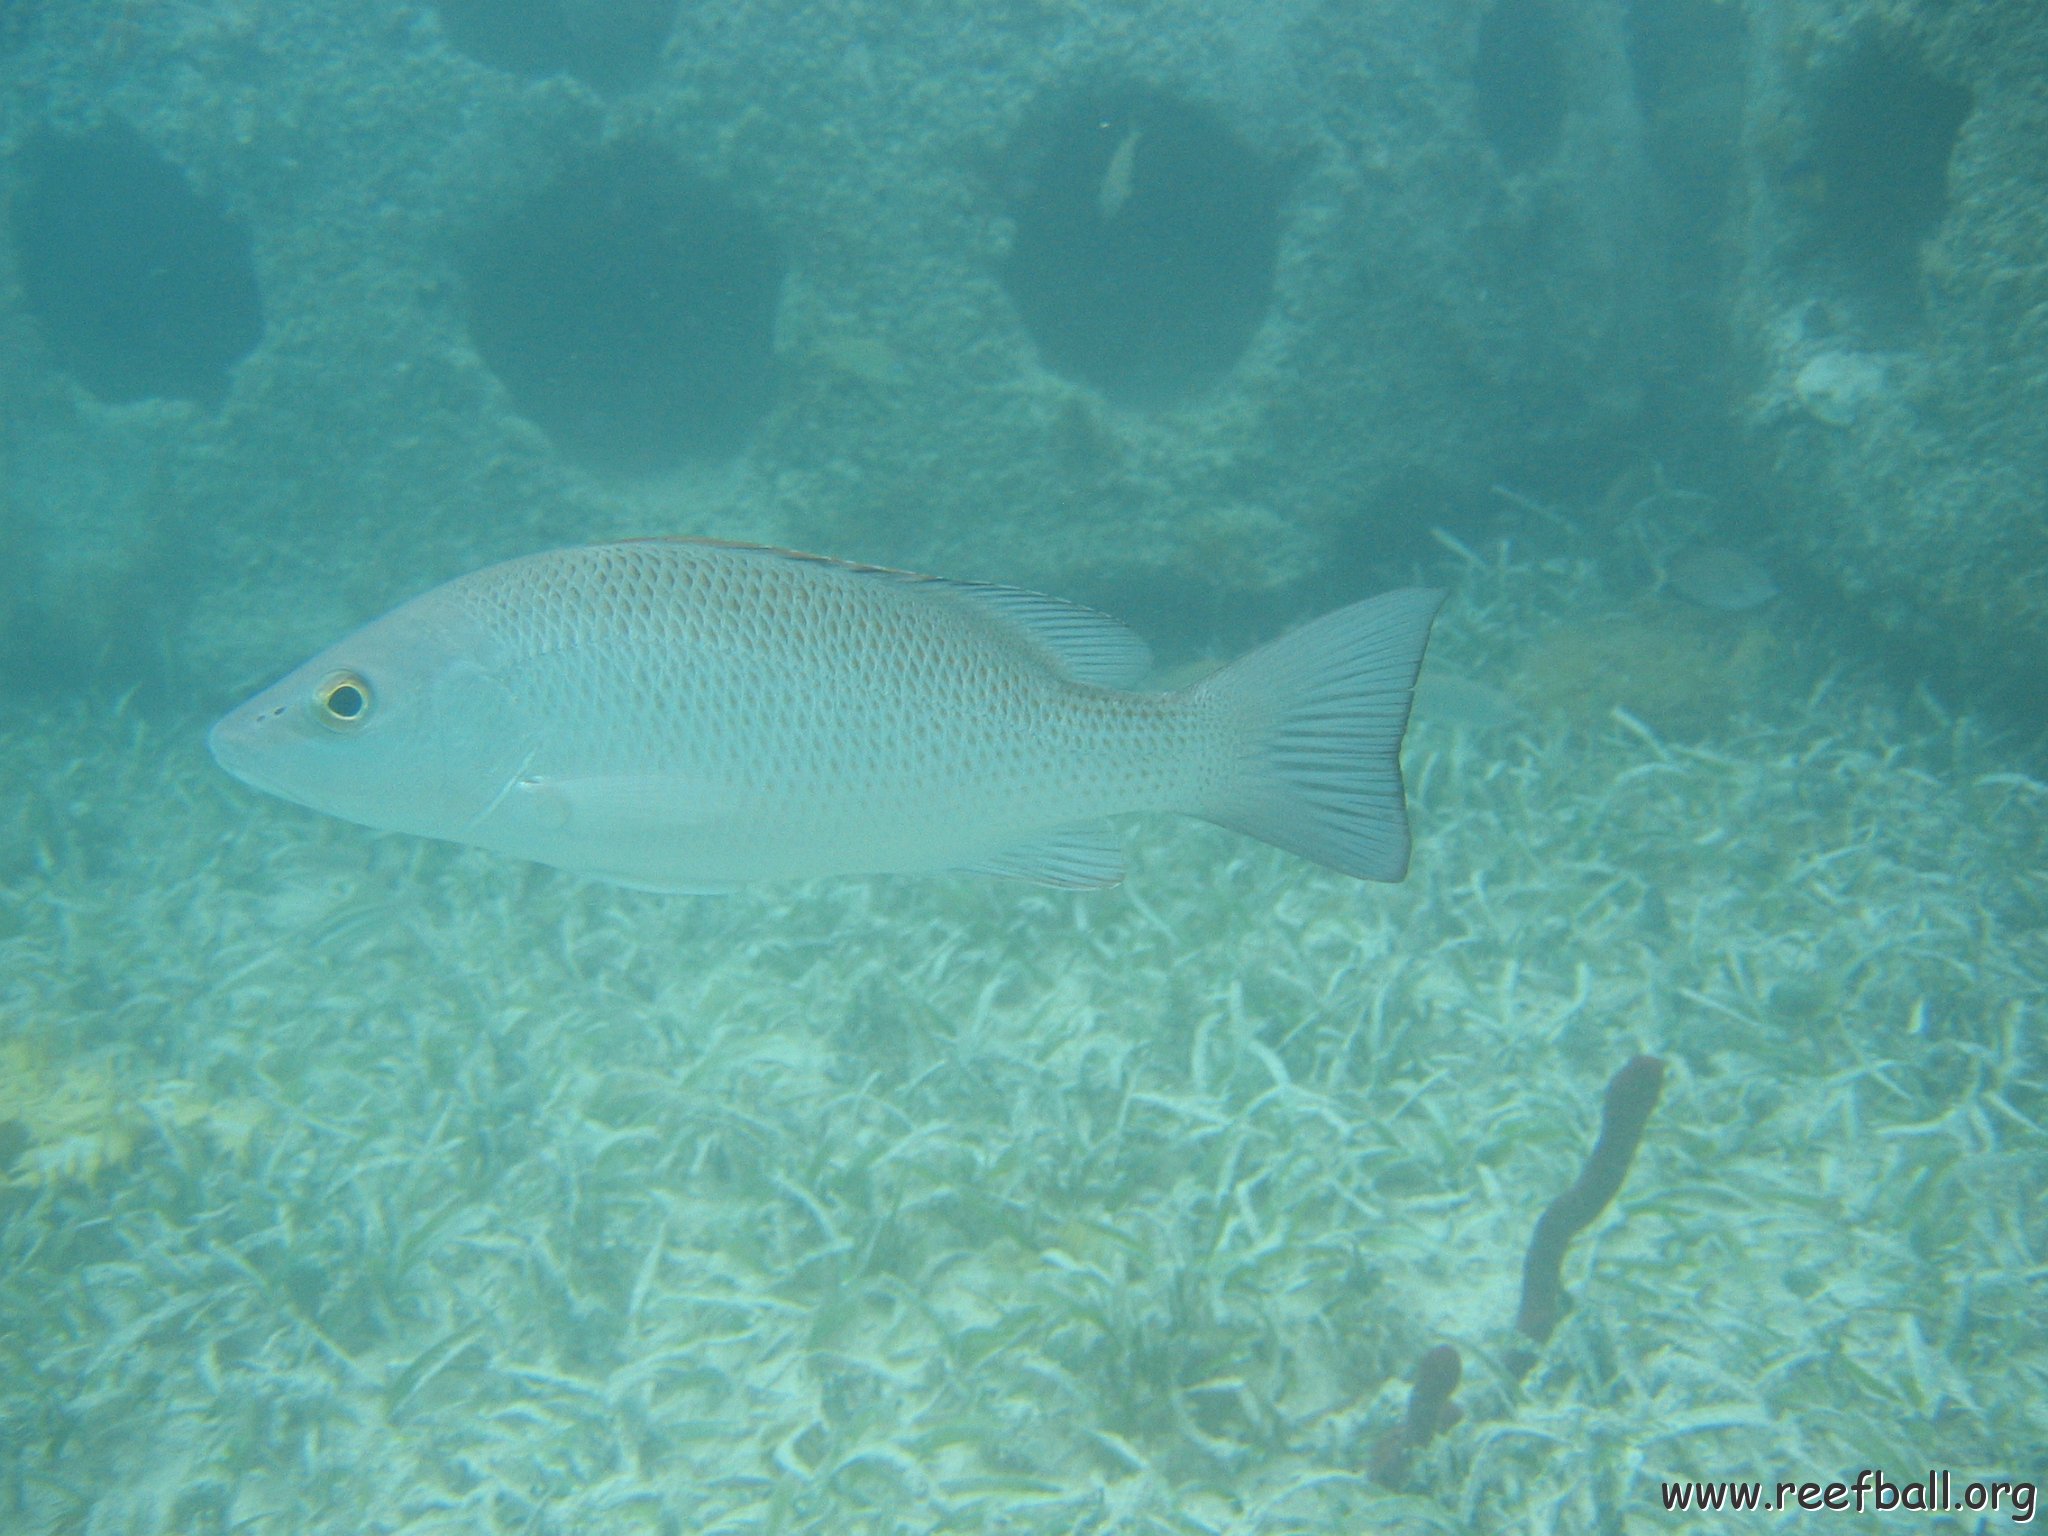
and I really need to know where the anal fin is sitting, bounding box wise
[960,823,1125,888]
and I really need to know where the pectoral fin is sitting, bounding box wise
[515,774,736,835]
[479,774,744,892]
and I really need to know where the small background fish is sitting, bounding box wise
[1665,544,1779,612]
[1097,126,1143,221]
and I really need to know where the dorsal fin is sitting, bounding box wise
[909,576,1152,688]
[616,537,1153,688]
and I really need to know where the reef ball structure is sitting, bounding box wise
[1733,7,2048,703]
[433,0,678,90]
[1002,88,1284,405]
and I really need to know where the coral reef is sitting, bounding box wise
[1733,3,2048,702]
[431,0,677,90]
[0,0,1656,698]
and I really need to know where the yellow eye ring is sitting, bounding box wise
[314,671,373,730]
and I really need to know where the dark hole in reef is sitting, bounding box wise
[1625,0,1746,212]
[1804,38,1970,315]
[9,125,263,406]
[462,141,782,474]
[1002,88,1283,405]
[1623,0,1749,461]
[434,0,676,89]
[1473,0,1568,172]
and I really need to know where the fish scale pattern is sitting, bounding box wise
[447,541,1206,853]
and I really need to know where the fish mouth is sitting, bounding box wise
[207,710,287,799]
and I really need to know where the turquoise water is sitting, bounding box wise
[3,2,2044,1532]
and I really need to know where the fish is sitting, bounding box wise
[209,540,1443,892]
[1097,127,1142,222]
[1666,545,1778,612]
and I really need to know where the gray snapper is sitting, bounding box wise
[209,540,1442,892]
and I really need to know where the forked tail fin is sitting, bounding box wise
[1196,588,1444,881]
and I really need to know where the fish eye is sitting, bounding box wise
[314,671,372,730]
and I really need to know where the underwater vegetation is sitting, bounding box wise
[0,1038,268,1189]
[0,1039,139,1187]
[1366,1342,1461,1488]
[0,540,2039,1533]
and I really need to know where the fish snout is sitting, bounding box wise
[207,696,288,794]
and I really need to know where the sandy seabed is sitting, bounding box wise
[1,542,2041,1534]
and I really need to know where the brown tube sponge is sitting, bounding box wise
[1515,1055,1666,1344]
